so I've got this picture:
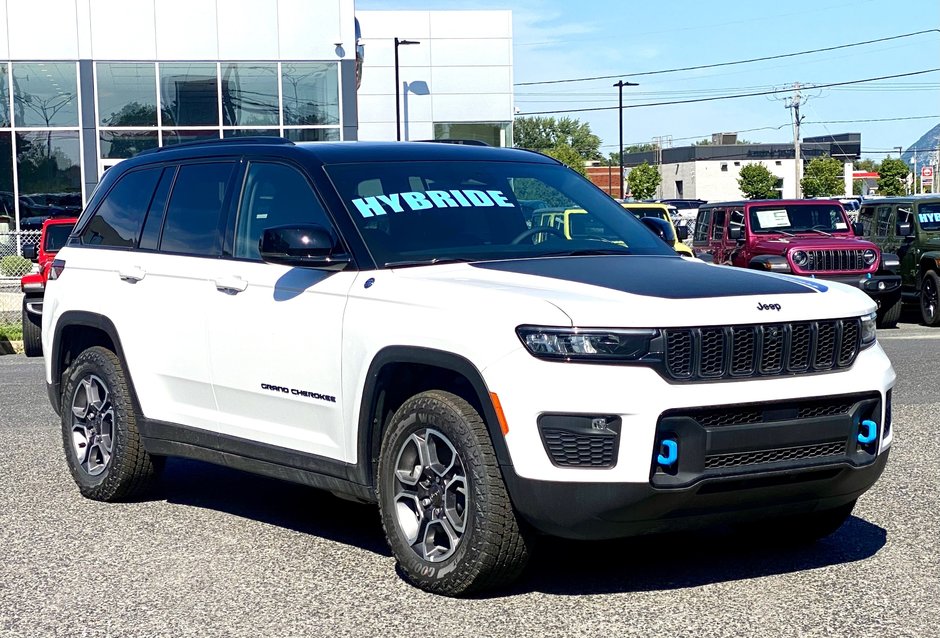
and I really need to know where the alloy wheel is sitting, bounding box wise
[392,428,468,563]
[70,375,115,476]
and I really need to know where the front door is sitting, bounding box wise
[206,160,356,460]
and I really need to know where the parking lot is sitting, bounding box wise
[0,322,937,638]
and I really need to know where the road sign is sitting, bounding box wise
[923,166,934,185]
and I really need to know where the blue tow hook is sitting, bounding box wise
[657,439,678,467]
[858,419,877,444]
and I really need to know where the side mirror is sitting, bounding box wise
[852,221,865,236]
[260,224,349,270]
[22,244,38,261]
[896,222,912,237]
[728,226,743,241]
[675,225,689,241]
[639,216,676,245]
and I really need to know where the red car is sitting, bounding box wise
[691,200,902,327]
[20,217,77,356]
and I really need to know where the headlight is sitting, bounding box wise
[862,249,877,266]
[791,250,808,268]
[516,326,658,361]
[860,311,877,349]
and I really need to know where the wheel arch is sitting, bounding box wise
[355,346,511,489]
[49,311,134,416]
[917,252,940,288]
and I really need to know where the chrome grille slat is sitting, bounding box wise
[663,319,860,382]
[803,249,865,272]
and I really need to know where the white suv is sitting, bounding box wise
[43,138,895,595]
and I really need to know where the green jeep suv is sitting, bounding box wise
[858,196,940,325]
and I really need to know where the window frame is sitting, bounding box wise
[78,165,165,250]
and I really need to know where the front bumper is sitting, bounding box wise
[819,273,901,299]
[503,452,888,539]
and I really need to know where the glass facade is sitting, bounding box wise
[0,62,83,232]
[434,122,511,148]
[0,59,343,231]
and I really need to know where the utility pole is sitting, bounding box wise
[785,83,804,199]
[613,80,638,199]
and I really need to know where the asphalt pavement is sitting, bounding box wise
[0,321,938,638]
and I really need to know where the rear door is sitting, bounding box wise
[692,207,712,258]
[206,159,356,460]
[708,208,727,263]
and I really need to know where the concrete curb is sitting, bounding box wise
[0,340,24,355]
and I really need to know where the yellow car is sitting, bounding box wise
[618,203,693,256]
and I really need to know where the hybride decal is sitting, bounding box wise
[351,189,516,218]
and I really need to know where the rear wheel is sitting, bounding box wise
[61,346,160,501]
[921,270,940,326]
[876,294,902,329]
[377,390,529,596]
[21,298,42,357]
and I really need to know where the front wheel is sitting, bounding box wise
[921,271,940,326]
[377,390,529,596]
[876,294,902,329]
[21,298,42,357]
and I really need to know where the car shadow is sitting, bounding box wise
[155,457,392,557]
[499,516,886,597]
[150,458,886,596]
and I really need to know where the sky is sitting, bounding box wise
[357,0,940,161]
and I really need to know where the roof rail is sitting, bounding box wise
[136,136,294,156]
[417,139,491,147]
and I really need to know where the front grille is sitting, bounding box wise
[541,428,616,467]
[672,396,856,428]
[705,441,845,469]
[663,318,860,382]
[801,249,866,272]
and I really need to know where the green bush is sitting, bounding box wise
[0,322,23,341]
[0,255,31,277]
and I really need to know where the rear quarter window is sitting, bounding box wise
[82,167,163,247]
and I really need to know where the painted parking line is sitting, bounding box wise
[878,333,940,340]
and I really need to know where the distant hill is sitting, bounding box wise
[902,122,940,167]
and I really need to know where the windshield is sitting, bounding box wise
[44,223,73,251]
[748,204,849,234]
[326,161,674,267]
[916,204,940,232]
[621,205,668,222]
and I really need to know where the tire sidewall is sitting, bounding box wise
[61,349,131,497]
[378,396,484,589]
[921,271,940,326]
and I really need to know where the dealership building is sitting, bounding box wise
[0,0,513,233]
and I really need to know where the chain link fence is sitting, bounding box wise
[0,231,38,333]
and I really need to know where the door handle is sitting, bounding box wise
[214,276,248,294]
[118,266,145,283]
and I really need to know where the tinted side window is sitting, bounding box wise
[82,167,162,247]
[139,167,176,251]
[711,210,726,241]
[875,205,893,237]
[858,206,875,234]
[234,162,332,260]
[160,162,235,256]
[694,209,711,242]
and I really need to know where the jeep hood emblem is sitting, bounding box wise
[757,302,782,311]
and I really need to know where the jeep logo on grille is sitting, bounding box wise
[757,303,782,311]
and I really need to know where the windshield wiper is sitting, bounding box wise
[802,228,833,237]
[540,248,632,257]
[383,257,477,268]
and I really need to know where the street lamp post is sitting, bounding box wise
[394,37,420,141]
[613,80,638,199]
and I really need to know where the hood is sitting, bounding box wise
[751,234,876,254]
[390,255,874,328]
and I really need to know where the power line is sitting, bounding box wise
[514,29,940,86]
[515,68,940,116]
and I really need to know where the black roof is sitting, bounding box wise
[122,138,557,169]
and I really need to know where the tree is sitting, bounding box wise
[801,156,846,197]
[627,162,660,199]
[544,143,586,175]
[695,137,754,145]
[854,158,879,172]
[737,163,780,199]
[514,116,602,161]
[877,158,909,196]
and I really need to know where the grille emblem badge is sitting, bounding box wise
[757,302,782,311]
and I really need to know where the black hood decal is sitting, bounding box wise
[472,255,817,299]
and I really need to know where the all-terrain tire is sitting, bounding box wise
[377,390,529,596]
[876,294,902,329]
[21,298,42,357]
[921,270,940,326]
[61,346,160,501]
